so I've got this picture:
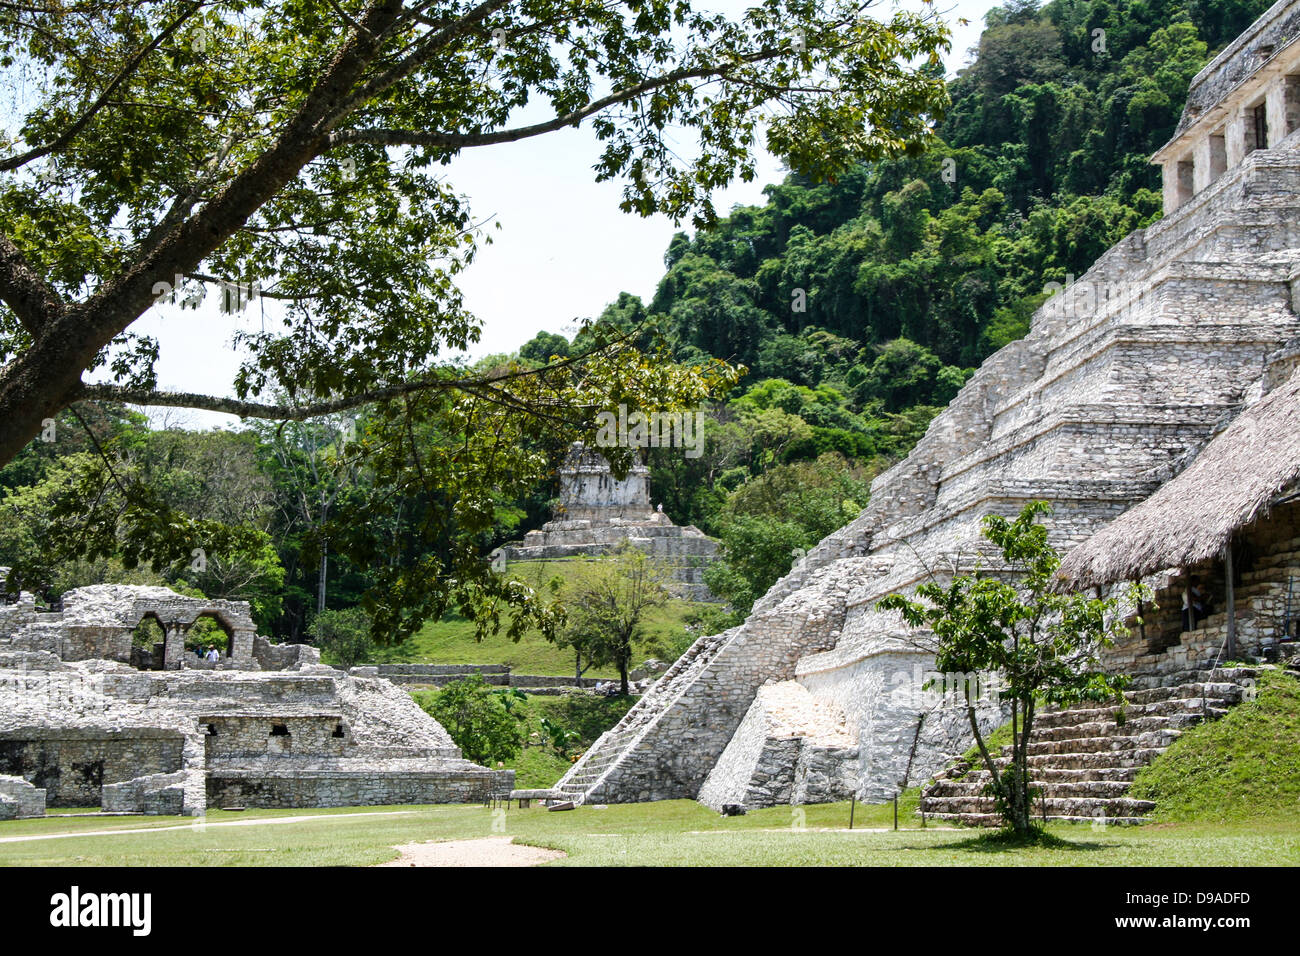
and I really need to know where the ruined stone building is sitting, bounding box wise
[0,583,511,817]
[497,442,721,600]
[551,0,1300,819]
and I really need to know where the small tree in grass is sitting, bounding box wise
[878,501,1136,836]
[556,545,670,696]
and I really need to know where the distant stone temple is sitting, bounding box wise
[496,443,721,601]
[550,0,1300,821]
[0,580,510,816]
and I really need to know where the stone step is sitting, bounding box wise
[922,811,1150,827]
[954,759,1145,782]
[923,795,1156,817]
[1125,681,1246,705]
[1030,712,1204,742]
[1035,698,1229,728]
[1023,747,1166,770]
[1022,730,1181,757]
[1013,765,1142,784]
[929,779,1134,799]
[920,667,1256,827]
[553,628,741,801]
[1126,666,1230,689]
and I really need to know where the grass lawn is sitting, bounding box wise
[361,558,713,677]
[2,798,1297,867]
[1130,668,1300,822]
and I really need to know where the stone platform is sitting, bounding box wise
[497,444,722,601]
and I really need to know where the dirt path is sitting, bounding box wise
[377,835,565,867]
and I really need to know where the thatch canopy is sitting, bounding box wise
[1057,366,1300,590]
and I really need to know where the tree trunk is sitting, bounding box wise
[1006,697,1037,836]
[317,544,328,614]
[0,328,94,466]
[0,3,405,470]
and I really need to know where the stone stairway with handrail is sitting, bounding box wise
[551,625,737,801]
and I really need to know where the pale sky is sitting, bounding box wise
[112,1,996,430]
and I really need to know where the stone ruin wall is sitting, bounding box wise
[556,444,654,523]
[0,584,265,670]
[0,585,512,816]
[0,774,47,819]
[0,729,189,808]
[573,589,847,803]
[499,443,723,601]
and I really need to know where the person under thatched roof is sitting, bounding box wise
[1057,365,1300,591]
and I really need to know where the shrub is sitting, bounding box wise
[421,674,524,764]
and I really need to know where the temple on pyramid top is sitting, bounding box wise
[495,443,722,601]
[1154,0,1300,212]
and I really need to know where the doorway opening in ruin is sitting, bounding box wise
[1253,102,1269,151]
[187,611,233,658]
[130,612,168,670]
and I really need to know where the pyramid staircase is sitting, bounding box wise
[551,625,735,801]
[920,667,1261,825]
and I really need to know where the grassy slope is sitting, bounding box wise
[365,558,709,677]
[2,802,1297,866]
[1130,668,1300,823]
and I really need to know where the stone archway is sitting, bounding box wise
[129,611,168,670]
[186,610,235,663]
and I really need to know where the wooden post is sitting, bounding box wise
[1224,541,1237,661]
[849,794,856,830]
[893,792,898,831]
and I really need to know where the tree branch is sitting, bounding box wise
[0,1,204,173]
[74,326,636,420]
[0,234,64,333]
[326,0,516,125]
[65,0,408,368]
[326,52,783,154]
[80,378,465,420]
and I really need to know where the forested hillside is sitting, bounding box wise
[518,0,1274,614]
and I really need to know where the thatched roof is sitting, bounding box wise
[1056,366,1300,589]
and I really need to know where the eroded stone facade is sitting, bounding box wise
[497,443,721,600]
[0,584,511,815]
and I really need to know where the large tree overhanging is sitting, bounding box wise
[0,0,951,465]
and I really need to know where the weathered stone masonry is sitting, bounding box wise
[0,584,512,817]
[497,443,722,601]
